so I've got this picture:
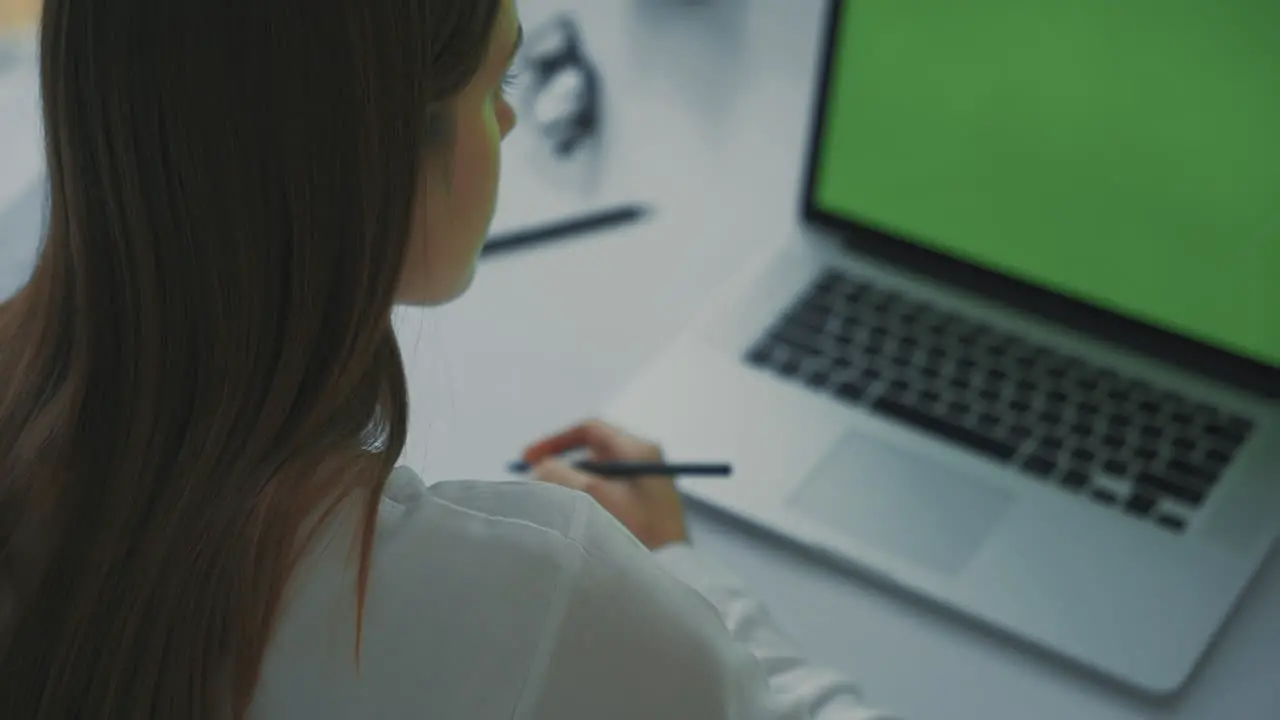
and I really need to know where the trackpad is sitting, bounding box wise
[789,431,1014,576]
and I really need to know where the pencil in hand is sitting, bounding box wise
[507,460,732,478]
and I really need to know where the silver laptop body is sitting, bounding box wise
[604,1,1279,696]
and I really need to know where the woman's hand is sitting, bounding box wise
[521,419,689,550]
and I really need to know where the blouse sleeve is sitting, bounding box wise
[522,496,901,720]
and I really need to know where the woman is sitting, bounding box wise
[0,0,898,717]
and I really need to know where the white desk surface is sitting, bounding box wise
[1,3,1276,718]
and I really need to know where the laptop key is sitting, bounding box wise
[830,355,854,371]
[1136,470,1205,505]
[840,283,867,304]
[1009,424,1034,442]
[1223,415,1254,436]
[806,371,830,388]
[1076,375,1101,393]
[1091,488,1119,505]
[1190,402,1220,422]
[778,355,802,377]
[1165,457,1214,484]
[1134,446,1159,463]
[814,271,840,292]
[1204,446,1232,467]
[1061,469,1090,490]
[1103,458,1130,476]
[1071,446,1096,464]
[790,308,829,332]
[977,411,1002,428]
[1156,515,1187,533]
[772,328,823,356]
[1124,492,1157,517]
[1023,454,1057,477]
[940,401,967,421]
[1038,435,1065,452]
[835,378,868,402]
[1045,365,1070,382]
[1106,412,1133,430]
[745,343,772,366]
[824,322,857,345]
[872,396,1019,461]
[1205,421,1250,445]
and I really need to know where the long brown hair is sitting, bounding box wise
[0,0,502,716]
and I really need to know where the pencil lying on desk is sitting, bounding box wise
[481,204,650,257]
[507,460,732,478]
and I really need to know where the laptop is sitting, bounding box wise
[603,0,1279,696]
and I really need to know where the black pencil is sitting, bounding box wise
[481,204,650,257]
[507,460,732,478]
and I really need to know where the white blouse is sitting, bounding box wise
[250,467,900,719]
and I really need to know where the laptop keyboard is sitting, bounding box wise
[744,270,1256,534]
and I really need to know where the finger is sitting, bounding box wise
[529,457,594,493]
[521,424,590,463]
[581,419,661,460]
[522,420,619,463]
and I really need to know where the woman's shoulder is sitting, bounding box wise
[378,467,606,552]
[254,470,622,718]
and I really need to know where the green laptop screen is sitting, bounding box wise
[813,0,1280,367]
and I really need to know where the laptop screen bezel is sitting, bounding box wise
[799,0,1279,399]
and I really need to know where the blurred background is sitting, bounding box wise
[0,0,39,300]
[0,0,37,29]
